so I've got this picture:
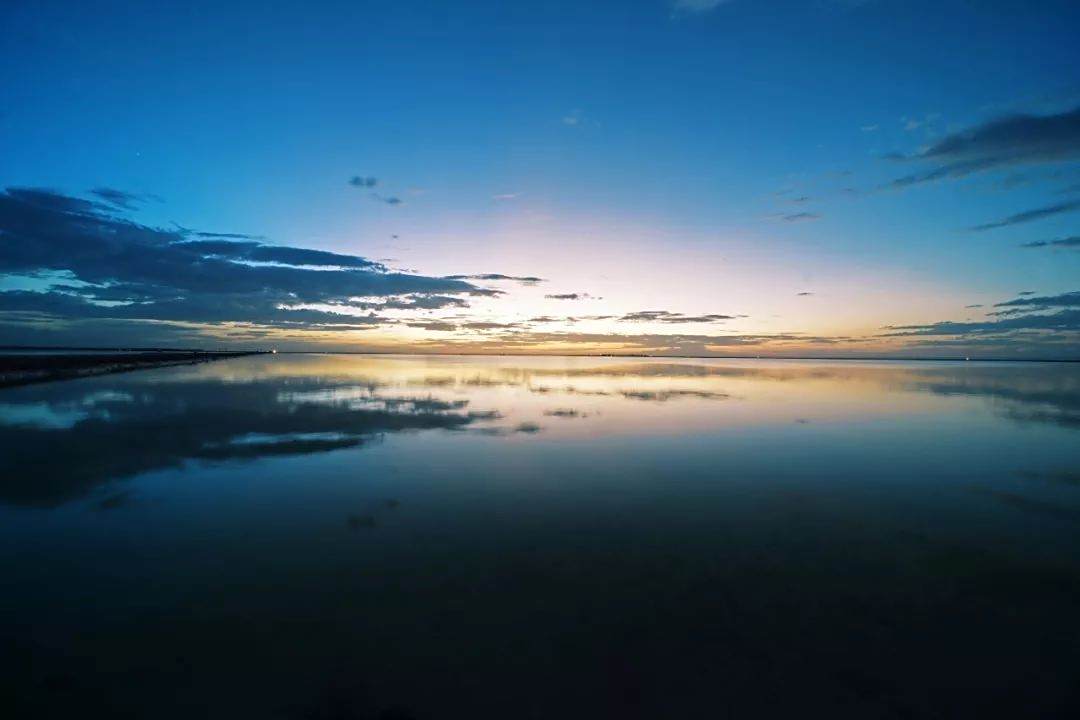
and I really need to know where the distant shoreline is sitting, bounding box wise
[0,350,267,388]
[1,346,1077,364]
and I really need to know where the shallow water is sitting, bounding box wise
[2,354,1079,718]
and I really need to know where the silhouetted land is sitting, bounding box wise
[0,350,265,388]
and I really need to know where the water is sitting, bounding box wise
[2,354,1079,718]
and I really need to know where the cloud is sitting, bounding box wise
[347,177,403,206]
[922,107,1080,164]
[1021,235,1080,249]
[405,321,458,332]
[177,239,387,269]
[969,199,1080,231]
[545,292,596,300]
[89,187,156,210]
[882,310,1080,337]
[881,291,1080,340]
[994,291,1080,310]
[619,310,735,324]
[885,106,1080,188]
[780,212,821,223]
[561,109,584,126]
[0,187,482,335]
[797,292,814,296]
[445,273,545,285]
[860,125,879,132]
[461,321,522,331]
[492,193,520,201]
[192,231,266,240]
[965,304,984,309]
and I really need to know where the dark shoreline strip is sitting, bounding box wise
[0,351,266,389]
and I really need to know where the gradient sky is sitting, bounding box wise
[2,0,1079,357]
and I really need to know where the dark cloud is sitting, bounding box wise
[797,292,814,296]
[965,304,984,309]
[885,106,1080,189]
[0,187,482,334]
[347,177,403,205]
[886,156,1006,190]
[994,291,1080,310]
[444,273,545,285]
[883,311,1080,336]
[619,310,735,324]
[781,212,820,223]
[461,321,521,330]
[882,291,1080,339]
[193,231,266,240]
[0,289,387,328]
[89,187,154,210]
[177,239,387,270]
[969,199,1080,231]
[405,321,458,332]
[544,293,595,300]
[922,107,1080,164]
[1021,235,1080,249]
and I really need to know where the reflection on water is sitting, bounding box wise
[2,355,1079,718]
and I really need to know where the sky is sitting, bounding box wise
[1,0,1079,358]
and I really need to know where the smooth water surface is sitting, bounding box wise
[2,354,1079,718]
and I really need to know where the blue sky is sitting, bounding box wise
[1,0,1079,356]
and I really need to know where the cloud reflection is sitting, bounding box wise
[2,356,1077,507]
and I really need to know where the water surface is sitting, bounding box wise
[3,354,1079,718]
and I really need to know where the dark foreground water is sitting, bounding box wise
[2,354,1079,718]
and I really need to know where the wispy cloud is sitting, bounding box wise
[881,291,1080,339]
[619,310,736,324]
[781,212,821,223]
[995,291,1080,310]
[348,176,402,205]
[90,187,159,210]
[445,273,545,285]
[545,292,596,300]
[969,199,1080,231]
[562,109,584,126]
[885,106,1080,189]
[1021,235,1080,249]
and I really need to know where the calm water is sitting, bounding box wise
[2,354,1079,718]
